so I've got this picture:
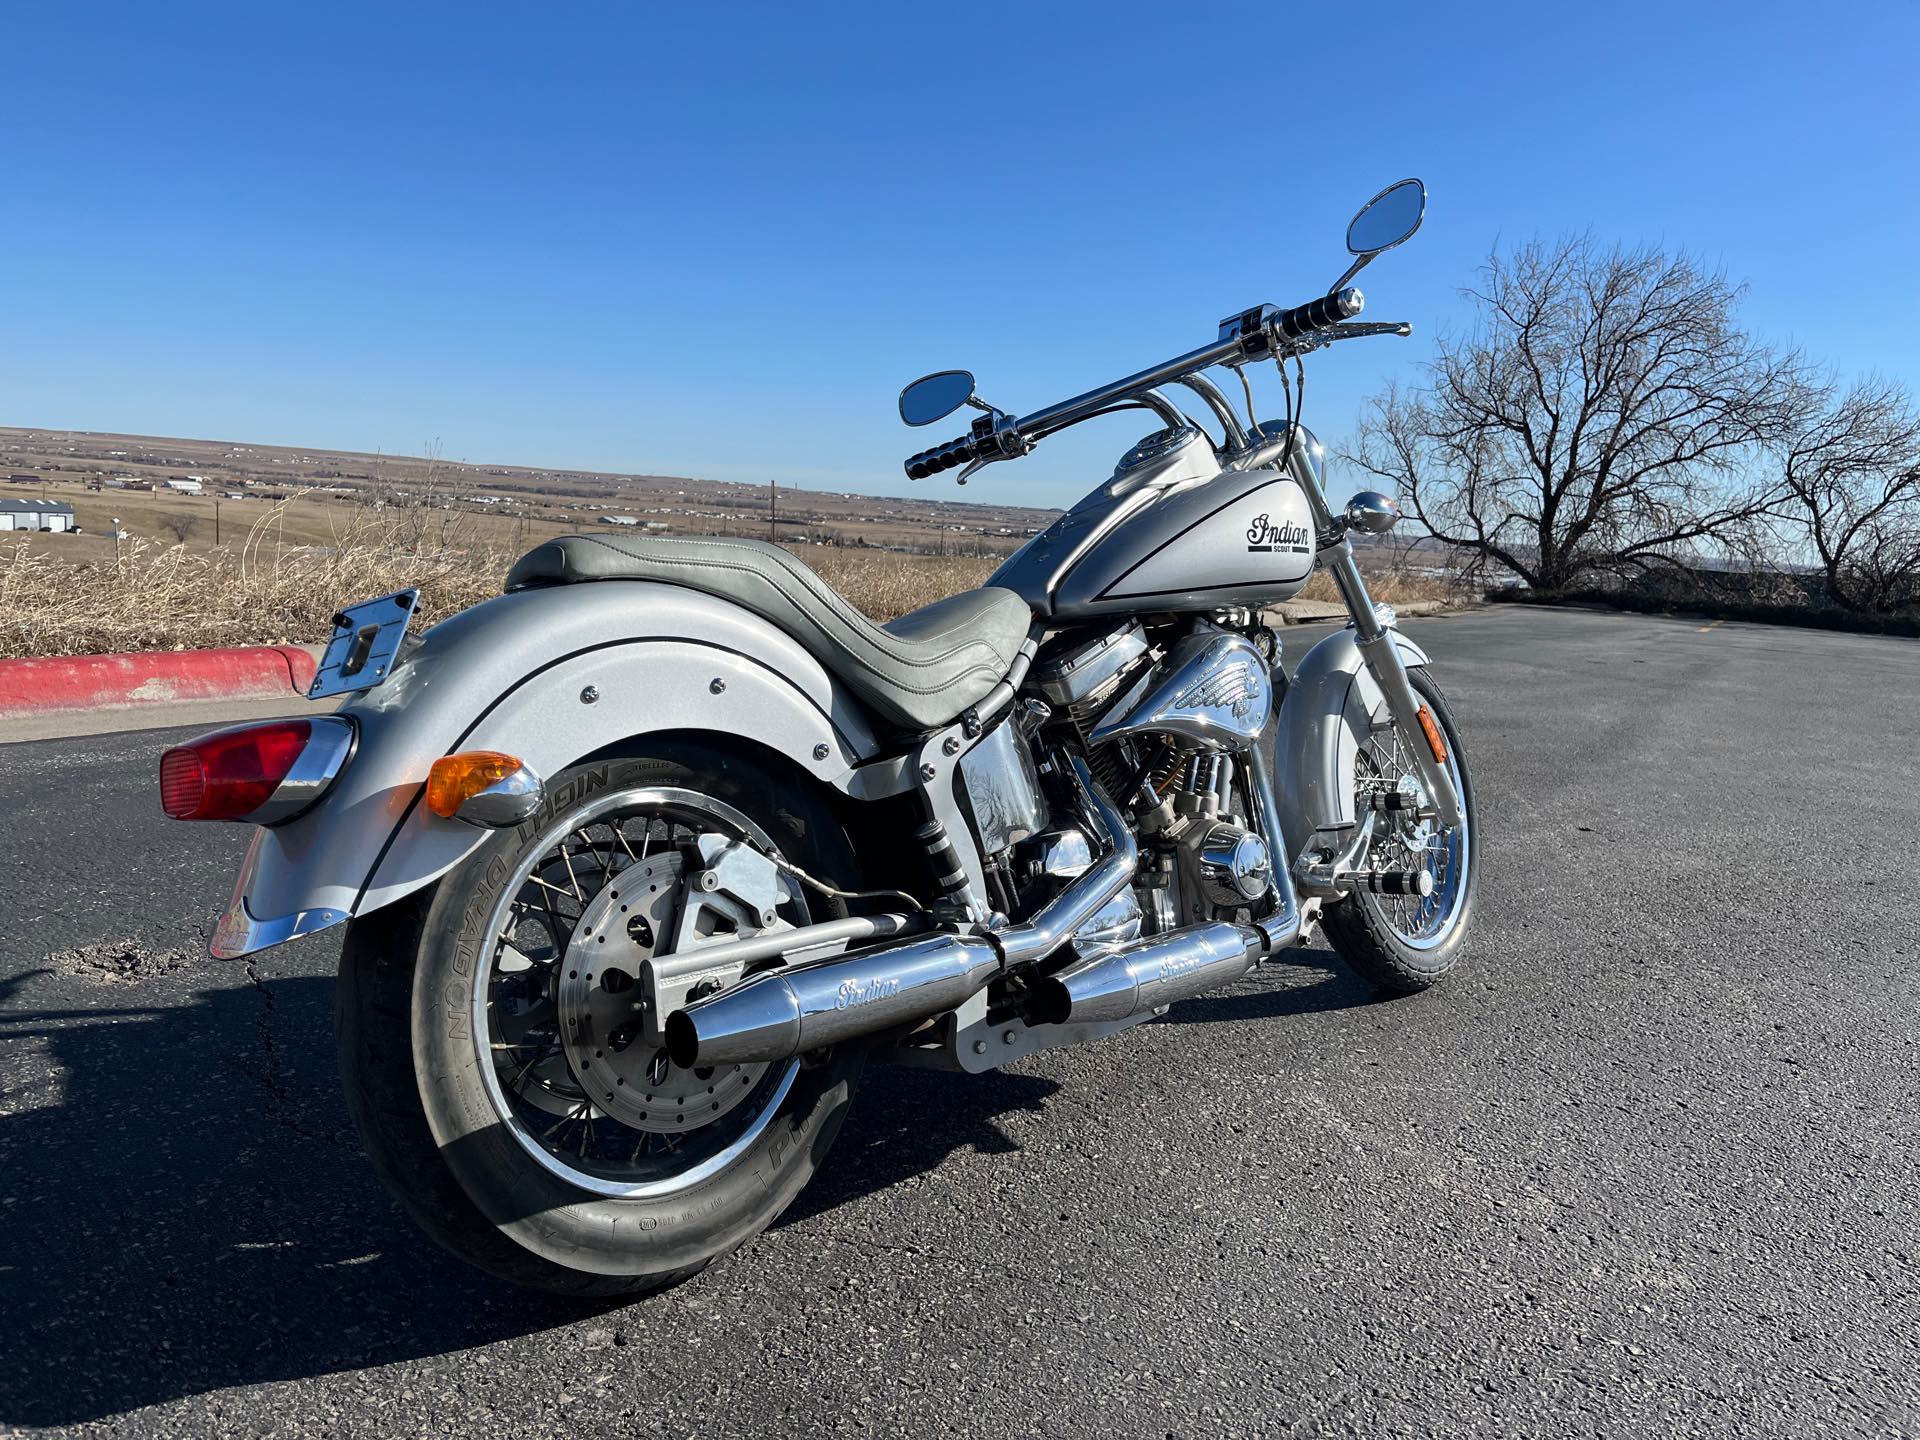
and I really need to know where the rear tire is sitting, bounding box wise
[336,742,865,1298]
[1320,669,1477,996]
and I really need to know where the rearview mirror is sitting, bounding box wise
[1344,490,1402,535]
[899,370,976,427]
[1346,178,1426,257]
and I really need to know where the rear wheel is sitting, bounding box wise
[1320,668,1477,996]
[337,741,864,1297]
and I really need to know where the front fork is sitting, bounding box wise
[1319,538,1464,828]
[1285,440,1465,831]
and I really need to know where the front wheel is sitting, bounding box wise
[1320,667,1477,996]
[336,742,865,1297]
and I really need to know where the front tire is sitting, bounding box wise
[1320,668,1478,996]
[336,742,864,1298]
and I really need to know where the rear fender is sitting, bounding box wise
[213,582,883,958]
[1270,627,1431,862]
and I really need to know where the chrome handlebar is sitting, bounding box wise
[904,287,1412,481]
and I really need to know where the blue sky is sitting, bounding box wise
[5,1,1917,507]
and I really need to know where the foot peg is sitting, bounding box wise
[1334,868,1433,897]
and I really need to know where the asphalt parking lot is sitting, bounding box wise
[1,605,1915,1438]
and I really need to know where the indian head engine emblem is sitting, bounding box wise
[1173,650,1262,721]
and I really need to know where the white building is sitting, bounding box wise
[164,478,204,495]
[0,498,77,533]
[599,514,640,526]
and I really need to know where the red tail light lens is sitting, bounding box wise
[160,721,316,821]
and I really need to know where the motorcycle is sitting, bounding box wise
[160,178,1474,1296]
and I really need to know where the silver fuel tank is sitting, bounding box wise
[988,425,1316,620]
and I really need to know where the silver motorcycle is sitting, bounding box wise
[160,178,1474,1296]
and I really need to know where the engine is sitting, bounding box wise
[1004,619,1280,941]
[1030,619,1153,799]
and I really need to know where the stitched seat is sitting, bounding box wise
[504,534,1033,730]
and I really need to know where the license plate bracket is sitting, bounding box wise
[308,589,421,699]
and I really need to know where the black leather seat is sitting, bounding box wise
[505,534,1032,731]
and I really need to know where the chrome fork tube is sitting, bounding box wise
[1290,447,1465,831]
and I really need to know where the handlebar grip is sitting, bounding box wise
[1273,287,1365,340]
[905,433,977,480]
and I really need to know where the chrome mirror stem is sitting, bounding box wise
[1326,250,1375,298]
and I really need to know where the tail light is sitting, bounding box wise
[159,717,356,823]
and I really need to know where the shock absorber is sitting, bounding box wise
[914,815,971,906]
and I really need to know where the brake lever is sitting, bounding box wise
[1330,321,1413,339]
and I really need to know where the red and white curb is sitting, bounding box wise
[0,646,319,721]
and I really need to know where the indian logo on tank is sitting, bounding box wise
[1246,513,1310,555]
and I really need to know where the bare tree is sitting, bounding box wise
[1774,377,1920,615]
[160,512,198,544]
[1351,236,1804,591]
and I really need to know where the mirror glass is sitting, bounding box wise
[899,370,976,427]
[1346,179,1427,256]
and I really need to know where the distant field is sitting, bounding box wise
[7,476,619,570]
[0,424,1056,561]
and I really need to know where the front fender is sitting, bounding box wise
[213,582,883,958]
[1270,626,1431,861]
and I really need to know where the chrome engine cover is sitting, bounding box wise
[1088,631,1273,753]
[1196,822,1272,906]
[1030,621,1149,709]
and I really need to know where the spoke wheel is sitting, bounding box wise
[1320,668,1478,995]
[337,742,867,1296]
[475,787,808,1197]
[1354,715,1471,951]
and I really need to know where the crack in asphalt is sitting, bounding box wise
[243,960,356,1151]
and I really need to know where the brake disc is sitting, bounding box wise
[555,850,771,1133]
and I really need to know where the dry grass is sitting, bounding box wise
[1296,566,1467,607]
[805,550,996,620]
[0,499,1000,659]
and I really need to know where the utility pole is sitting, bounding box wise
[769,474,778,543]
[213,497,221,545]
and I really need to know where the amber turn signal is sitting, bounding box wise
[425,751,528,819]
[1415,704,1448,766]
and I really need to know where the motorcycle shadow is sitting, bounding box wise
[0,968,538,1428]
[0,965,1067,1428]
[777,1064,1061,1231]
[1154,949,1394,1026]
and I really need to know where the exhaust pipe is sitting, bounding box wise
[667,755,1135,1068]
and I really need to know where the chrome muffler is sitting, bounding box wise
[1028,878,1303,1028]
[1025,921,1264,1027]
[666,756,1137,1069]
[663,932,1001,1068]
